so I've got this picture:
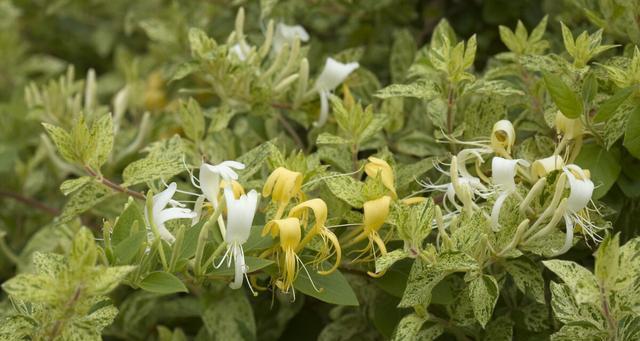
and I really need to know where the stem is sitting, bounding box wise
[0,190,59,216]
[202,242,228,271]
[0,235,24,267]
[84,166,145,200]
[275,112,305,151]
[445,85,457,154]
[600,285,617,338]
[194,205,223,276]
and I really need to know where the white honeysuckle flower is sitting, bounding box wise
[217,188,259,290]
[490,157,529,229]
[314,57,359,126]
[273,23,309,53]
[555,164,601,255]
[197,161,246,205]
[230,43,251,61]
[145,182,197,243]
[531,155,564,179]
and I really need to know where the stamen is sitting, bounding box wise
[296,255,321,292]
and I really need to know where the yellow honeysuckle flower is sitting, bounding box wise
[261,217,321,298]
[342,196,392,277]
[531,155,565,179]
[364,157,397,198]
[220,180,245,199]
[491,120,516,157]
[289,199,341,275]
[262,167,303,219]
[555,112,584,140]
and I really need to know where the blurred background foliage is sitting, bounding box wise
[2,0,640,340]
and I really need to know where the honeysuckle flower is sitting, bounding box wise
[198,161,246,205]
[490,157,530,229]
[145,182,197,243]
[342,196,391,276]
[491,120,516,156]
[314,57,359,127]
[555,164,602,255]
[289,199,341,275]
[217,188,259,290]
[220,179,246,199]
[262,167,303,219]
[555,112,584,140]
[230,42,251,61]
[273,23,309,53]
[531,155,564,179]
[401,197,428,205]
[364,157,397,198]
[262,217,319,297]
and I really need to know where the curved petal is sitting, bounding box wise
[491,157,519,191]
[156,207,197,227]
[225,189,259,244]
[153,182,177,213]
[229,245,245,289]
[315,90,330,127]
[553,215,575,256]
[289,198,328,230]
[317,230,341,275]
[363,196,391,234]
[564,167,594,213]
[199,164,221,203]
[315,58,359,91]
[490,191,510,230]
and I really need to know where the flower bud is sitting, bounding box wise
[491,120,516,155]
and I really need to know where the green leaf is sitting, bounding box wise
[575,143,621,199]
[139,271,188,294]
[543,72,583,118]
[543,260,599,305]
[623,106,640,158]
[112,198,146,245]
[469,274,499,328]
[202,289,256,340]
[323,173,365,208]
[504,257,545,303]
[113,231,147,264]
[90,265,135,295]
[391,313,426,341]
[594,233,620,290]
[70,227,98,269]
[293,266,358,306]
[178,98,205,142]
[390,29,416,83]
[593,87,633,122]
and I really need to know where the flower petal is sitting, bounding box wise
[154,182,177,213]
[315,57,359,91]
[563,166,594,213]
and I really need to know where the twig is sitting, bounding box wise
[274,112,305,151]
[84,166,145,200]
[0,190,60,215]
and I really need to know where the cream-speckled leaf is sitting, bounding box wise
[90,266,135,295]
[236,140,279,179]
[550,324,607,341]
[42,123,77,163]
[391,313,426,341]
[0,315,34,340]
[483,315,513,341]
[90,113,113,169]
[616,237,640,291]
[375,82,439,100]
[616,315,640,340]
[202,289,256,340]
[32,252,66,277]
[395,157,437,190]
[603,103,632,149]
[415,324,444,341]
[82,304,119,330]
[375,249,409,273]
[549,282,605,326]
[316,133,349,145]
[58,181,111,224]
[323,172,365,208]
[60,176,92,196]
[398,259,446,307]
[122,135,185,186]
[469,274,499,328]
[543,260,599,305]
[504,257,545,303]
[520,229,568,257]
[521,302,551,332]
[1,273,58,304]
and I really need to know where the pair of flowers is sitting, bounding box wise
[145,160,259,290]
